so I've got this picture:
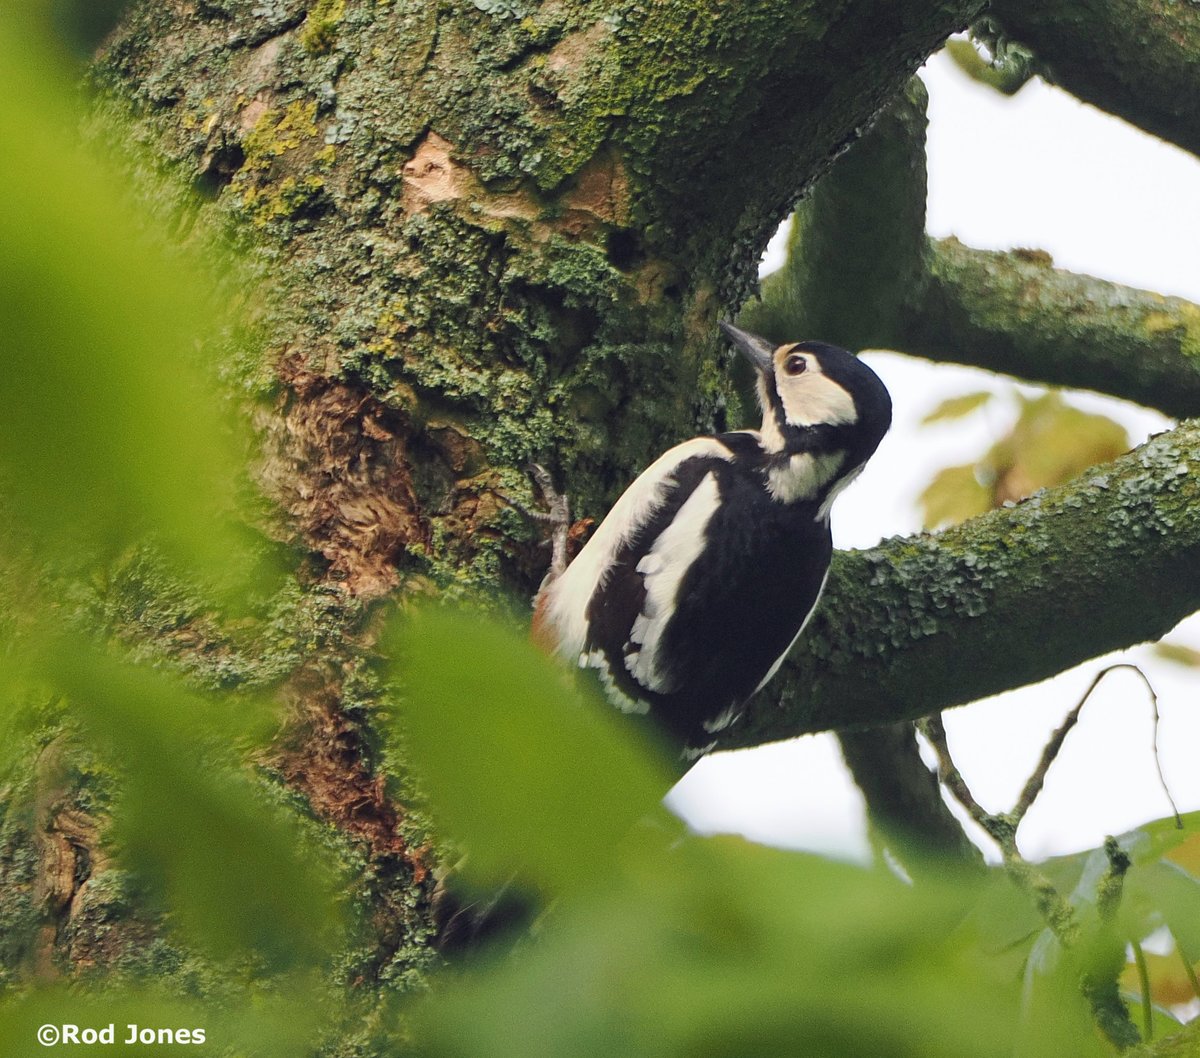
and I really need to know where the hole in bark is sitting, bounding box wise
[605,229,643,271]
[528,83,561,111]
[194,143,246,200]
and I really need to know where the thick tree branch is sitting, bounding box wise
[745,78,930,352]
[836,723,983,869]
[988,0,1200,160]
[719,419,1200,749]
[905,239,1200,418]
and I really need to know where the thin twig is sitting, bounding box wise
[1135,666,1184,830]
[1012,663,1181,828]
[1097,836,1132,925]
[920,701,1149,1051]
[915,714,996,836]
[1011,671,1098,820]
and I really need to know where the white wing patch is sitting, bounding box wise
[624,471,722,692]
[540,437,734,666]
[580,650,650,714]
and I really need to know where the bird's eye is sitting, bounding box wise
[784,354,807,376]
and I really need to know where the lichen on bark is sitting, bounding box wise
[14,0,979,1000]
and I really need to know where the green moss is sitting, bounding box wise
[241,101,321,172]
[301,0,346,55]
[0,779,39,987]
[243,173,328,226]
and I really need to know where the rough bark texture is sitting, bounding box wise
[3,0,988,991]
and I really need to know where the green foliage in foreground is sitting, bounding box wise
[1,12,1199,1058]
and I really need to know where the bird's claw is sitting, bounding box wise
[526,463,571,581]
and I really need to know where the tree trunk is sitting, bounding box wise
[0,0,981,991]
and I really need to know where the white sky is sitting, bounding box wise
[668,48,1200,864]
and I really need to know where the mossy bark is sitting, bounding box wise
[3,0,987,1004]
[989,0,1200,161]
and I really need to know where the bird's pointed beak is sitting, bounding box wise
[719,321,774,374]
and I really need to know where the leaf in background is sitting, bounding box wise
[1028,813,1200,967]
[918,463,993,529]
[916,389,1130,527]
[1152,641,1200,669]
[49,644,346,971]
[920,390,994,425]
[0,16,257,589]
[384,606,676,895]
[993,393,1129,503]
[1120,949,1199,1016]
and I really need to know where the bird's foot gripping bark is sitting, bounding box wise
[526,463,573,588]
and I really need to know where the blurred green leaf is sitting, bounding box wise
[385,605,675,895]
[48,644,346,970]
[1031,813,1200,960]
[411,838,1104,1058]
[999,393,1129,498]
[0,17,255,588]
[917,389,1130,527]
[1152,641,1200,669]
[918,463,992,529]
[920,390,994,425]
[0,979,329,1058]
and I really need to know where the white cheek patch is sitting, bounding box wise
[778,373,858,428]
[757,375,787,454]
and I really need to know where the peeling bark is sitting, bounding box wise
[31,740,109,980]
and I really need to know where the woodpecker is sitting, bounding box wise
[532,322,892,759]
